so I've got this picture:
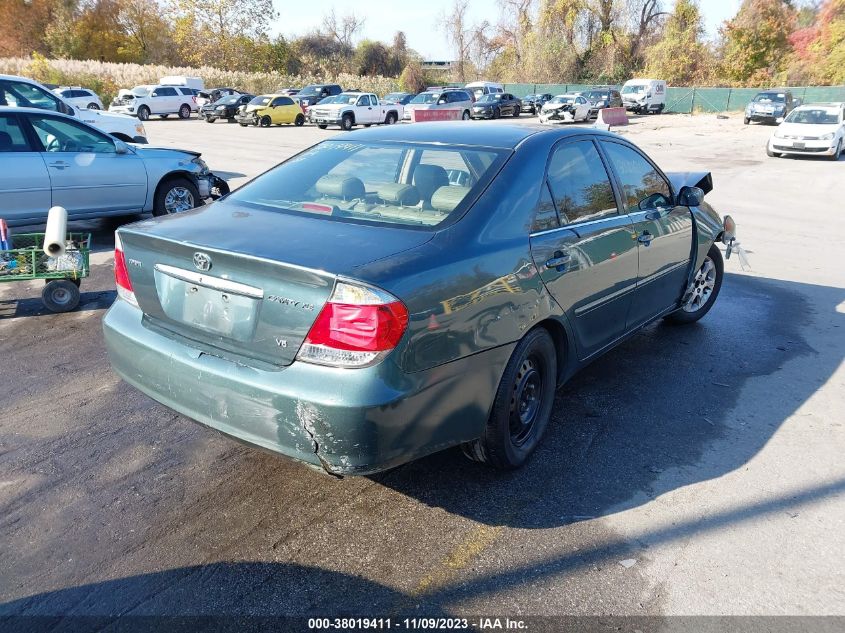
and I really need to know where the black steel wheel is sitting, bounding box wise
[462,327,557,469]
[42,280,80,313]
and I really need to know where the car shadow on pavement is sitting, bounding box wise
[371,273,845,529]
[0,562,416,621]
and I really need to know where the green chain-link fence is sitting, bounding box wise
[502,83,845,113]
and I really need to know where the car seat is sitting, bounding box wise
[413,164,449,208]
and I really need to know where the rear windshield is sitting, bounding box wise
[299,85,325,96]
[785,109,839,124]
[224,140,509,228]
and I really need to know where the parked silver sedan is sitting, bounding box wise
[0,106,227,226]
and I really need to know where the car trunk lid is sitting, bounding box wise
[118,204,432,367]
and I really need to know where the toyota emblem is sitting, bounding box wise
[193,252,212,271]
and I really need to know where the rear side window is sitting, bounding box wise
[546,140,618,225]
[0,114,32,152]
[601,141,672,211]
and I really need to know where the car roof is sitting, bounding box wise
[0,105,75,117]
[340,121,616,150]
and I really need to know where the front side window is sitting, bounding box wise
[0,114,32,152]
[27,114,115,154]
[547,140,618,225]
[601,142,671,211]
[0,80,62,112]
[250,96,272,107]
[224,140,508,228]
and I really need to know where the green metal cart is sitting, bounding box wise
[0,232,92,312]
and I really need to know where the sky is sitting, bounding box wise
[271,0,742,61]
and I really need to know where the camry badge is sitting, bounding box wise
[193,252,212,271]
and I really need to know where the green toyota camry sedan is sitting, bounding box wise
[103,123,737,476]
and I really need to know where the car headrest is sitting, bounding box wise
[0,131,12,150]
[430,185,471,213]
[413,164,449,198]
[377,183,420,207]
[315,175,365,200]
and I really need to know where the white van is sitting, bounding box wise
[464,81,504,101]
[621,79,666,114]
[159,76,204,91]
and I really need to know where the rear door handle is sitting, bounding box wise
[48,161,69,169]
[545,251,571,270]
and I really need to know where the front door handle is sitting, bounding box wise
[637,231,653,245]
[545,251,571,270]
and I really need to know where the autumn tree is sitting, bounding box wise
[644,0,712,84]
[168,0,277,70]
[719,0,796,84]
[0,0,58,57]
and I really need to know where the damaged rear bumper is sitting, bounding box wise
[103,300,512,476]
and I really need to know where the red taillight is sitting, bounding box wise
[114,232,138,306]
[306,302,408,352]
[297,282,408,368]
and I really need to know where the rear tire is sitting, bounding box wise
[178,104,191,119]
[462,328,557,470]
[317,124,328,129]
[159,114,169,119]
[385,112,397,125]
[462,110,470,120]
[665,243,723,325]
[153,177,201,216]
[87,103,99,110]
[205,117,216,123]
[42,280,80,313]
[295,113,305,126]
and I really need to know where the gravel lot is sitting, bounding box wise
[1,113,843,626]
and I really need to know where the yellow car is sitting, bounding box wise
[235,94,306,127]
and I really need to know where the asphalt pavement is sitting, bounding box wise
[1,113,843,628]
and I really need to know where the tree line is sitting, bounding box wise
[444,0,845,86]
[1,0,843,88]
[0,0,412,78]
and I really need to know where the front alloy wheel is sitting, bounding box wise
[666,243,724,324]
[153,177,201,216]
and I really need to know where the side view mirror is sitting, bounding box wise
[677,186,704,207]
[114,140,129,154]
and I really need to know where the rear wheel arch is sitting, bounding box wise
[533,318,577,385]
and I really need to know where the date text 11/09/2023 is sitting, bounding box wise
[308,618,528,630]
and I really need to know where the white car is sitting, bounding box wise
[53,86,104,110]
[109,85,199,121]
[538,94,591,123]
[0,74,147,143]
[767,103,845,161]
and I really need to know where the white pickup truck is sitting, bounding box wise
[309,92,403,131]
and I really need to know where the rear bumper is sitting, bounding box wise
[103,300,511,475]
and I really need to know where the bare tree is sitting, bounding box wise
[440,0,474,81]
[322,8,366,49]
